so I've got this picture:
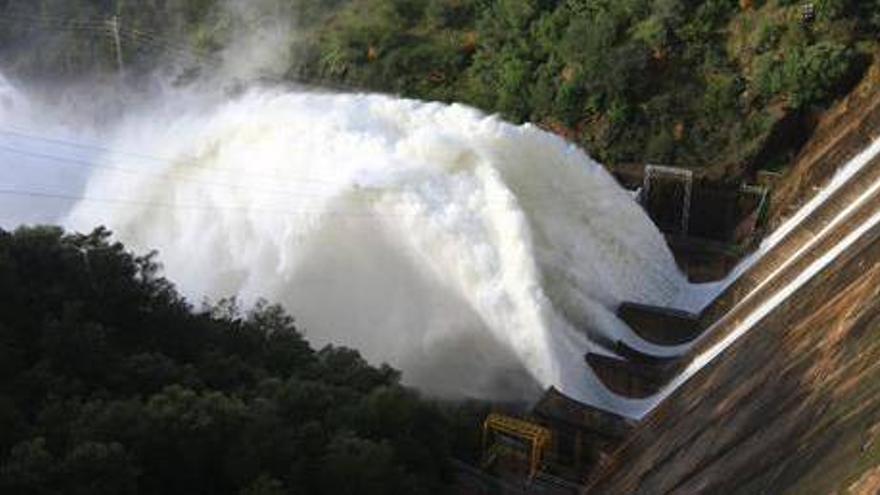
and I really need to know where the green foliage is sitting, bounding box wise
[1,438,56,495]
[60,442,139,495]
[703,71,745,119]
[756,41,860,109]
[0,226,464,494]
[754,18,784,53]
[319,433,400,495]
[813,0,853,21]
[0,0,877,173]
[239,475,285,495]
[300,0,875,169]
[863,1,880,31]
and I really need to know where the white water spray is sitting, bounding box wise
[3,77,687,407]
[0,74,23,121]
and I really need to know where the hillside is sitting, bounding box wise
[0,227,480,495]
[0,1,878,181]
[303,0,878,178]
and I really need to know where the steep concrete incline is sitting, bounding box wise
[766,61,880,232]
[690,139,880,354]
[600,75,880,401]
[586,218,880,494]
[699,70,880,327]
[582,59,880,495]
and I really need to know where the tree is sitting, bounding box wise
[756,41,860,109]
[1,438,57,495]
[0,227,460,495]
[60,442,139,495]
[319,433,400,495]
[239,475,285,495]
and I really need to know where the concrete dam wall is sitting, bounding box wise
[583,58,880,495]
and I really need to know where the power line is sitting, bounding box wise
[0,137,600,208]
[0,187,401,217]
[0,14,112,29]
[0,10,353,91]
[0,129,598,212]
[0,128,172,163]
[119,28,222,65]
[0,137,537,209]
[0,18,112,33]
[0,127,396,192]
[0,185,547,219]
[0,127,376,190]
[0,13,219,67]
[0,128,597,203]
[2,12,222,57]
[0,142,367,199]
[0,16,605,207]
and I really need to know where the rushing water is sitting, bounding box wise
[1,75,688,408]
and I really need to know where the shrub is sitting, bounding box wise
[756,41,858,108]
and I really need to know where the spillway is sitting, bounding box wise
[585,78,880,493]
[0,77,687,407]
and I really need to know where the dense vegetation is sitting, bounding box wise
[1,0,877,177]
[302,0,877,172]
[0,226,484,495]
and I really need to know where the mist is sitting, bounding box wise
[0,4,688,408]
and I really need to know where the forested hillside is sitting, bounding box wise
[1,0,877,176]
[0,226,482,495]
[303,0,878,174]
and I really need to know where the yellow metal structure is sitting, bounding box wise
[482,413,552,480]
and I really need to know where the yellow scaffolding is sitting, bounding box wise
[482,413,552,480]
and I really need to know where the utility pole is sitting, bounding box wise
[109,15,124,74]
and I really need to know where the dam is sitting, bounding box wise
[2,51,880,495]
[1,3,879,494]
[468,58,880,494]
[582,65,880,495]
